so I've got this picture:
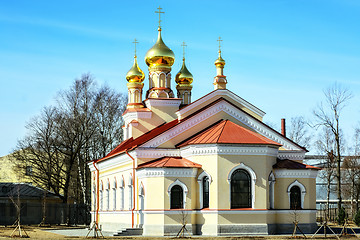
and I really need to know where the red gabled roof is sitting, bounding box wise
[97,119,180,162]
[178,119,282,147]
[273,159,321,170]
[137,157,202,169]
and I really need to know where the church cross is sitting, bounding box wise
[155,6,165,29]
[181,41,187,59]
[132,38,139,57]
[217,36,223,53]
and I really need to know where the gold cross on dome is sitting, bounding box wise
[155,6,165,29]
[181,41,187,59]
[217,36,223,53]
[132,38,139,57]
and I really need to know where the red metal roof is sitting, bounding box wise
[97,119,180,162]
[178,119,282,147]
[137,157,202,169]
[273,159,321,170]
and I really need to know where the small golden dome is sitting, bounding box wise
[175,58,193,85]
[145,29,175,69]
[126,57,145,83]
[214,51,225,67]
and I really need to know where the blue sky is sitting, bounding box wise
[1,0,360,156]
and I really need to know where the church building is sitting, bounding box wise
[89,9,320,236]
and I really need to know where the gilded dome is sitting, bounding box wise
[145,29,175,69]
[175,59,193,85]
[126,57,145,83]
[214,52,225,67]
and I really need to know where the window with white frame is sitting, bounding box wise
[113,178,117,210]
[128,175,133,210]
[119,178,124,210]
[167,179,188,209]
[197,171,212,209]
[100,181,104,210]
[227,163,257,209]
[287,180,306,209]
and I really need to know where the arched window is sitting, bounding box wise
[197,171,212,209]
[170,185,183,209]
[203,176,209,208]
[287,180,306,209]
[290,186,301,210]
[231,169,251,208]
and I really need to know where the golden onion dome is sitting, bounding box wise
[175,58,193,85]
[214,52,225,67]
[145,28,175,68]
[126,57,145,83]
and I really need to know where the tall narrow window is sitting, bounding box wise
[170,185,183,209]
[106,189,110,210]
[203,176,209,208]
[100,190,103,210]
[290,186,301,210]
[113,188,117,210]
[120,187,124,210]
[231,169,251,208]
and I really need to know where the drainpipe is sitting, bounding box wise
[126,149,136,228]
[93,161,100,225]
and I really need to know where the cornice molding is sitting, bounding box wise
[137,168,198,179]
[145,98,182,110]
[278,151,305,160]
[274,169,318,179]
[133,148,181,159]
[180,144,279,158]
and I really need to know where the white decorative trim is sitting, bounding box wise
[133,148,181,159]
[227,163,257,208]
[143,100,304,151]
[137,168,198,179]
[176,89,265,119]
[274,169,318,179]
[145,98,182,110]
[197,171,212,209]
[268,172,276,209]
[167,179,188,209]
[95,152,132,171]
[181,144,278,158]
[278,151,305,161]
[287,180,306,209]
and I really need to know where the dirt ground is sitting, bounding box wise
[0,226,358,240]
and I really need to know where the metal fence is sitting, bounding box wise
[0,202,90,226]
[316,202,356,222]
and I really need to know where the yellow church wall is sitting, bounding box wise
[141,177,165,209]
[274,211,316,224]
[274,177,316,210]
[216,154,277,209]
[150,105,179,123]
[187,155,219,209]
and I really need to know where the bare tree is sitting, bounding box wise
[13,73,127,221]
[313,83,352,214]
[288,116,312,150]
